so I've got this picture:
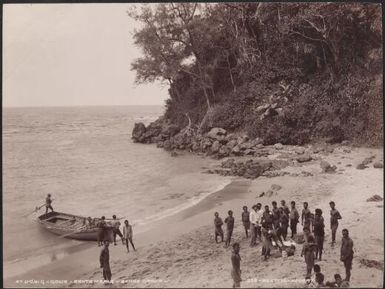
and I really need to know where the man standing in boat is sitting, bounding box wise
[45,193,54,215]
[100,240,112,284]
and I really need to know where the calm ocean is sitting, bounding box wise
[2,106,228,278]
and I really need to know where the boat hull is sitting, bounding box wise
[37,211,113,242]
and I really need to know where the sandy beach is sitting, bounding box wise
[5,145,384,288]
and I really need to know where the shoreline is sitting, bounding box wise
[3,178,247,287]
[4,145,384,288]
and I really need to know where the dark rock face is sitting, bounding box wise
[162,124,180,137]
[132,122,147,143]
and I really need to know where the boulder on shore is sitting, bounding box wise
[132,122,146,142]
[207,128,227,141]
[274,143,284,150]
[297,154,312,163]
[211,141,221,153]
[320,160,337,173]
[356,163,367,170]
[271,184,282,191]
[373,162,383,168]
[366,194,383,202]
[362,156,376,165]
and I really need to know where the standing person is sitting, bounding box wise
[262,205,274,229]
[303,227,312,243]
[99,240,112,284]
[279,207,289,241]
[241,206,250,238]
[289,201,299,239]
[301,235,317,279]
[271,201,280,230]
[255,203,263,241]
[290,201,300,238]
[231,242,242,288]
[224,210,235,248]
[122,220,136,252]
[330,201,342,246]
[313,209,325,260]
[214,212,224,243]
[111,215,124,246]
[340,229,354,282]
[302,202,312,232]
[45,194,54,215]
[97,216,107,247]
[280,200,291,216]
[249,205,258,246]
[261,222,273,261]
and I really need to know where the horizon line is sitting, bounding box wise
[3,104,166,109]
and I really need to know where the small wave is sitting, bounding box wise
[132,180,231,231]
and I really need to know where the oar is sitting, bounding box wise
[23,199,55,218]
[22,203,46,218]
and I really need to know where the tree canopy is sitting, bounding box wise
[130,3,382,145]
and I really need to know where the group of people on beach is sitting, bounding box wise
[43,194,136,285]
[97,216,137,284]
[213,200,354,288]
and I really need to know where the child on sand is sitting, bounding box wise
[279,207,289,241]
[271,201,280,229]
[123,220,136,252]
[330,201,342,246]
[313,209,325,260]
[224,210,235,248]
[302,202,312,232]
[231,242,242,288]
[340,229,354,282]
[301,235,317,278]
[261,222,273,260]
[290,201,300,238]
[325,274,349,287]
[214,212,224,243]
[241,206,250,238]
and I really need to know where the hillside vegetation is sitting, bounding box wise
[130,3,382,146]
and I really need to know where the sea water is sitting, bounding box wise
[2,106,229,278]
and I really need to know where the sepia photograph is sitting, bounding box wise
[2,2,383,288]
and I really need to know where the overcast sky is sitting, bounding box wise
[3,4,169,107]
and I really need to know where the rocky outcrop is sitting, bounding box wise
[132,122,147,143]
[215,159,273,179]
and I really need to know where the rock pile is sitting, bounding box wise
[133,123,271,159]
[366,194,383,202]
[359,259,384,271]
[356,155,376,170]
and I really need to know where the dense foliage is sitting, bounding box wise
[130,3,382,145]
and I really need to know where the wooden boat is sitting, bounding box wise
[37,211,113,241]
